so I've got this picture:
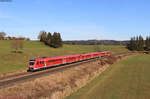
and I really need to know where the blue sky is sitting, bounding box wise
[0,0,150,40]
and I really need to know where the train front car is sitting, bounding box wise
[28,58,37,71]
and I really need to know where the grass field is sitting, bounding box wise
[66,54,150,99]
[0,40,129,73]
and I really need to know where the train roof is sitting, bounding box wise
[29,51,110,61]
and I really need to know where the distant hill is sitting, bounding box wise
[64,40,129,45]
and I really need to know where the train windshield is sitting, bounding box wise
[29,62,35,65]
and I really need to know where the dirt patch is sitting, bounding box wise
[0,54,135,99]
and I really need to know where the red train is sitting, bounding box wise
[28,51,111,71]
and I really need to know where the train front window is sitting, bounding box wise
[29,62,35,65]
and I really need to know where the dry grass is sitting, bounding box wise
[0,70,26,78]
[0,55,127,99]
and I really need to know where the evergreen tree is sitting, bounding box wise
[38,31,47,43]
[38,31,63,48]
[127,35,144,51]
[132,37,136,50]
[149,36,150,50]
[127,37,134,50]
[46,32,52,46]
[51,32,58,48]
[145,36,150,51]
[138,35,144,51]
[145,36,148,47]
[57,32,63,47]
[51,32,63,48]
[135,36,139,50]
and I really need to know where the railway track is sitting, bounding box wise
[0,58,100,89]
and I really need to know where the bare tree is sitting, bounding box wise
[0,32,6,40]
[11,40,24,53]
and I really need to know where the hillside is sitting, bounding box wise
[64,40,129,45]
[66,54,150,99]
[0,40,129,73]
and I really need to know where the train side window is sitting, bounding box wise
[71,57,75,59]
[57,59,62,62]
[48,60,54,63]
[40,61,44,64]
[48,59,62,63]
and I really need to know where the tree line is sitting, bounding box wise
[38,31,63,48]
[127,35,150,51]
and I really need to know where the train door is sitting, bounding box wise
[63,58,67,64]
[39,61,45,68]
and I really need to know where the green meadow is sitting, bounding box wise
[66,54,150,99]
[0,40,129,73]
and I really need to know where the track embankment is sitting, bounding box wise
[0,53,136,99]
[0,58,100,89]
